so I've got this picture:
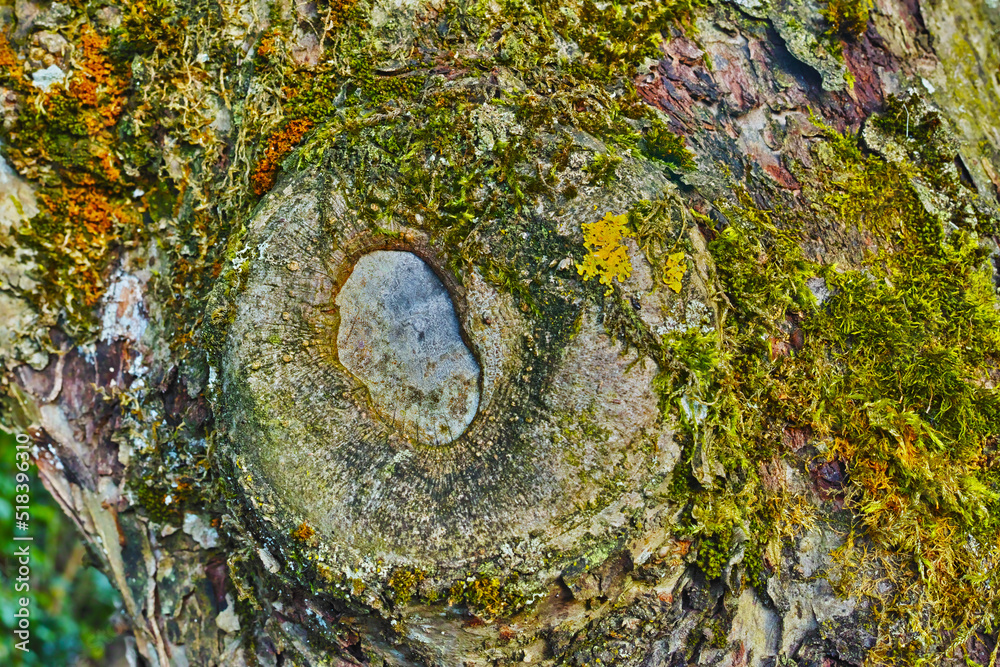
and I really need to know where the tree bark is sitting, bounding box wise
[2,0,1000,665]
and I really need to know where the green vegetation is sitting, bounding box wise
[0,432,121,665]
[643,124,698,171]
[449,573,526,620]
[387,568,425,607]
[654,104,1000,663]
[823,0,872,40]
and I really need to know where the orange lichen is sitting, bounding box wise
[251,119,315,195]
[69,28,128,133]
[95,148,123,182]
[257,30,280,59]
[291,522,316,542]
[0,34,21,74]
[34,181,137,307]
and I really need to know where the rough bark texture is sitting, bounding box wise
[2,0,1000,666]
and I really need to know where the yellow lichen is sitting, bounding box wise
[577,211,633,293]
[663,250,687,293]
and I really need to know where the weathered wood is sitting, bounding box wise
[1,0,999,665]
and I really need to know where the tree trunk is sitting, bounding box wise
[2,0,1000,665]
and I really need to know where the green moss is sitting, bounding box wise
[708,187,815,322]
[584,151,623,185]
[822,0,872,40]
[130,475,192,526]
[674,106,1000,663]
[116,0,191,57]
[742,542,767,593]
[694,529,730,579]
[359,71,426,106]
[387,568,425,607]
[641,123,697,171]
[566,0,705,72]
[449,573,526,620]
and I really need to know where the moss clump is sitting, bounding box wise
[387,568,426,607]
[678,110,1000,663]
[873,94,943,150]
[118,0,190,57]
[323,0,362,29]
[584,151,623,185]
[131,475,195,526]
[642,124,697,171]
[741,542,767,593]
[358,71,426,106]
[823,0,872,40]
[695,530,730,579]
[449,574,525,620]
[867,94,994,239]
[569,0,705,76]
[707,191,813,321]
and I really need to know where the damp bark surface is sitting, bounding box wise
[1,1,999,666]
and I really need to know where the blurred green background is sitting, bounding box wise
[0,429,122,666]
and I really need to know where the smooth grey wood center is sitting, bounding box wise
[335,251,481,444]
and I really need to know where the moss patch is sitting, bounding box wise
[662,107,1000,664]
[449,573,526,621]
[822,0,872,40]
